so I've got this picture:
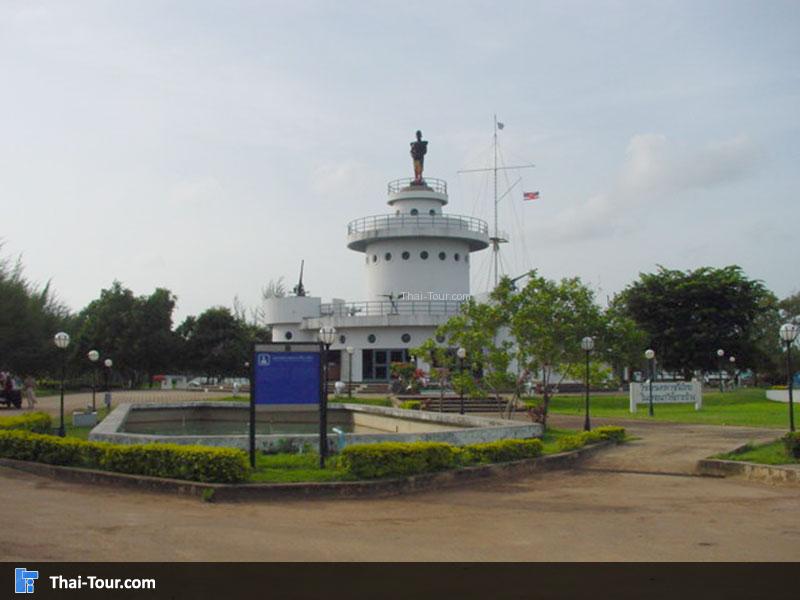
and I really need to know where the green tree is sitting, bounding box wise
[615,265,778,379]
[179,307,253,380]
[435,296,515,415]
[0,249,72,376]
[410,338,455,412]
[498,273,604,426]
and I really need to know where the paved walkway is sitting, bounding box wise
[2,412,797,561]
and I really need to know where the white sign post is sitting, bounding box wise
[629,380,702,413]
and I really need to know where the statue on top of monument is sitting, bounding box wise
[410,130,428,184]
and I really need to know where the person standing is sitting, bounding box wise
[23,375,37,410]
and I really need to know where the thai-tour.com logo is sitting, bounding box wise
[14,567,156,593]
[15,568,38,594]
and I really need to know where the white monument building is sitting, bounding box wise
[262,150,490,385]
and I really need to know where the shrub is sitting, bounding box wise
[594,426,626,443]
[399,400,421,410]
[461,439,543,465]
[556,427,627,452]
[0,430,249,483]
[556,434,587,452]
[340,442,457,479]
[783,432,800,459]
[0,412,52,434]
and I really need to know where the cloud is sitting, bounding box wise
[535,133,760,243]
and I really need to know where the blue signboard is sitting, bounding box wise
[254,351,321,405]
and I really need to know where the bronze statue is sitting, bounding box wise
[410,130,428,184]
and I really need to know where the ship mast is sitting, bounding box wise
[459,115,535,288]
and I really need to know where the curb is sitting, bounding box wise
[0,441,616,502]
[696,458,800,486]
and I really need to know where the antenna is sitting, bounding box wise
[457,115,535,289]
[292,260,306,297]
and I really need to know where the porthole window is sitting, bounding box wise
[438,251,446,260]
[429,209,436,216]
[368,334,376,344]
[284,331,293,340]
[339,334,346,344]
[401,333,411,343]
[372,254,378,263]
[420,251,428,260]
[385,252,392,261]
[454,253,460,262]
[410,208,419,216]
[435,334,446,343]
[402,251,410,260]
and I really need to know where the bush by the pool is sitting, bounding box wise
[0,412,52,434]
[0,430,249,483]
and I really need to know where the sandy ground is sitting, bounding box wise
[2,407,798,562]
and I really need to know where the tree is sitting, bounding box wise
[75,282,179,386]
[434,296,515,416]
[615,266,778,379]
[601,301,649,386]
[0,248,72,376]
[410,338,455,412]
[497,273,604,426]
[179,307,250,380]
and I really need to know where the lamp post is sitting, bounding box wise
[457,347,467,415]
[318,326,337,468]
[346,346,354,399]
[716,348,725,393]
[53,332,71,437]
[729,356,737,389]
[644,349,655,416]
[87,350,100,412]
[103,358,113,410]
[779,323,798,432]
[581,336,594,431]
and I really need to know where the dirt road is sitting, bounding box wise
[2,415,797,561]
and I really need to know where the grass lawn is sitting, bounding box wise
[715,439,798,466]
[542,388,793,429]
[62,406,111,440]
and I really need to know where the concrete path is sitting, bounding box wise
[0,412,797,561]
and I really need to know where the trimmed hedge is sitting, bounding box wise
[0,412,52,434]
[341,438,546,479]
[461,439,543,464]
[0,430,249,483]
[783,432,800,459]
[594,426,626,443]
[556,427,627,452]
[341,441,457,479]
[399,400,422,410]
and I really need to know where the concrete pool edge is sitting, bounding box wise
[0,441,615,501]
[89,401,543,451]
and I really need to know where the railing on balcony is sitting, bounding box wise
[347,213,489,237]
[319,299,465,318]
[387,177,448,195]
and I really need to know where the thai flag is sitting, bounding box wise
[523,191,540,201]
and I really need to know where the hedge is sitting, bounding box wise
[341,438,546,479]
[0,412,52,434]
[341,441,457,479]
[783,432,800,459]
[556,427,626,452]
[460,439,543,464]
[399,400,422,410]
[0,430,249,483]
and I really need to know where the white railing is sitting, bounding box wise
[387,177,447,194]
[347,213,489,237]
[320,299,465,318]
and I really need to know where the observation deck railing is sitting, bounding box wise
[387,177,448,195]
[319,299,466,318]
[347,213,489,237]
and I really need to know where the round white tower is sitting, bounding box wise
[347,178,489,303]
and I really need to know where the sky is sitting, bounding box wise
[1,0,798,323]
